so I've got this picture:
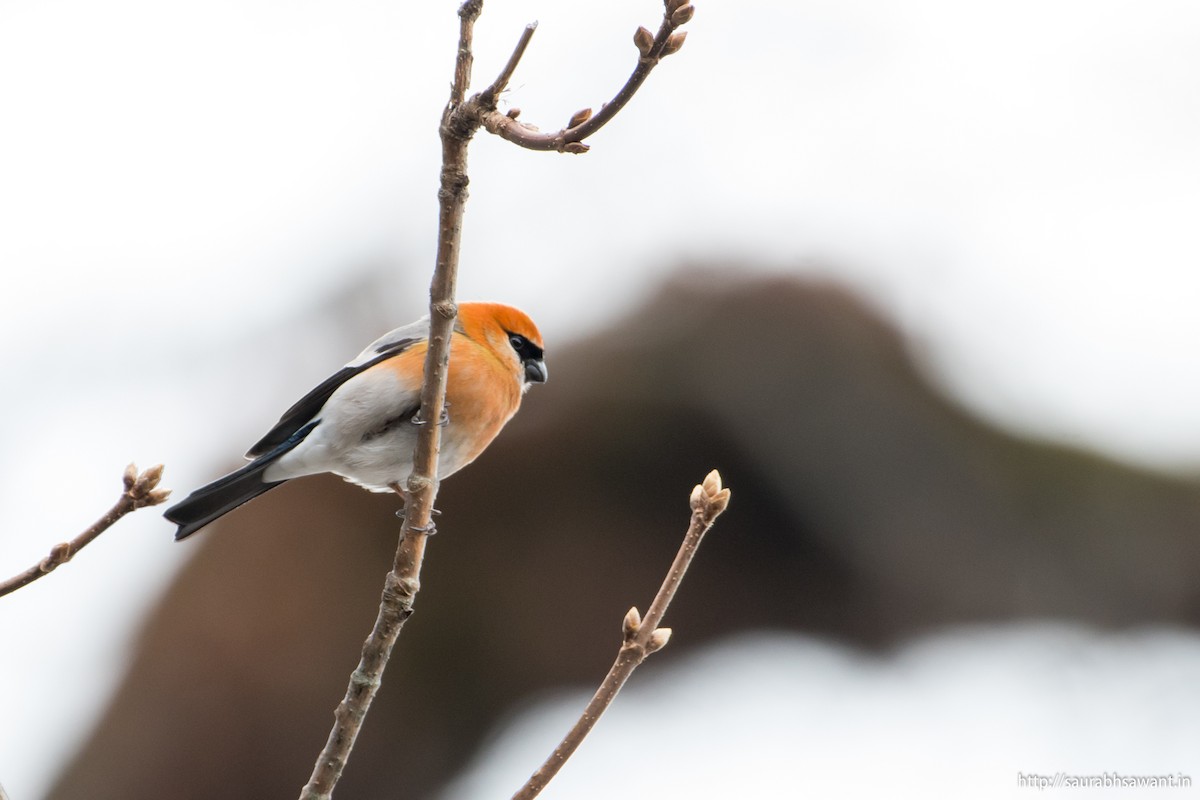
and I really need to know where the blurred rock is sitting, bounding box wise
[47,271,1200,800]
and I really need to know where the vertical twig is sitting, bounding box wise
[299,0,698,795]
[297,2,485,798]
[511,471,731,800]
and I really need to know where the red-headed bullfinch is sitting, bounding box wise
[165,302,546,540]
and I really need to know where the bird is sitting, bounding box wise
[164,302,546,541]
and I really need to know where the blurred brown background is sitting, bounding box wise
[47,272,1200,800]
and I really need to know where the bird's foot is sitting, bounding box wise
[410,401,451,427]
[394,506,441,519]
[407,520,437,535]
[394,507,440,534]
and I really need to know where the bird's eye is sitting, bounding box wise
[509,334,525,351]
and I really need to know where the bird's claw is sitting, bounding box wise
[395,506,441,519]
[395,507,440,534]
[411,401,451,427]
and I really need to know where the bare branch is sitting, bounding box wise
[449,0,485,108]
[296,501,416,800]
[511,470,731,800]
[478,22,539,109]
[297,1,486,797]
[299,1,698,795]
[0,464,169,600]
[476,2,696,153]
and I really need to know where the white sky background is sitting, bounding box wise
[442,627,1200,800]
[1,1,1199,797]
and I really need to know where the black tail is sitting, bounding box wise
[165,421,318,540]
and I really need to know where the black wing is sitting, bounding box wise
[245,337,417,458]
[168,420,320,540]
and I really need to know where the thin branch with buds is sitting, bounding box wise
[511,470,731,800]
[477,0,694,153]
[299,0,696,797]
[0,464,169,600]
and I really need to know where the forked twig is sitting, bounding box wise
[467,0,695,153]
[298,0,696,796]
[511,471,731,800]
[478,22,538,108]
[0,464,169,600]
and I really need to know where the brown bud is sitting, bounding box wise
[710,488,731,516]
[130,464,164,499]
[646,627,672,653]
[146,488,173,506]
[666,0,689,13]
[692,470,731,518]
[568,107,593,128]
[44,542,73,570]
[123,463,138,491]
[506,107,522,119]
[562,141,590,155]
[623,606,642,638]
[634,25,654,57]
[702,469,723,497]
[432,300,458,319]
[670,3,694,27]
[140,463,165,489]
[662,30,687,56]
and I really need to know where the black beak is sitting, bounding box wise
[524,358,548,384]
